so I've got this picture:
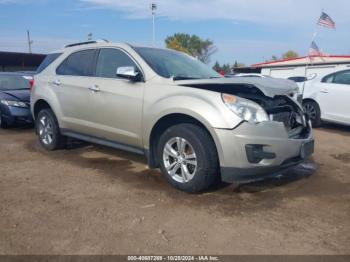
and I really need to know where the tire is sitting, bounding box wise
[0,110,9,129]
[303,100,321,128]
[157,123,219,193]
[36,109,66,150]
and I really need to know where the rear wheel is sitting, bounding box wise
[36,109,66,150]
[303,100,321,127]
[157,123,219,193]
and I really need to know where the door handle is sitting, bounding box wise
[320,89,329,93]
[88,84,100,92]
[52,79,61,86]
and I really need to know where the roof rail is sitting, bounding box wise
[64,39,109,48]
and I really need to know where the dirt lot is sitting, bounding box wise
[0,125,349,255]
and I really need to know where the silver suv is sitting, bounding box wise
[31,41,314,193]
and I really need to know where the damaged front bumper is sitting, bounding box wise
[214,119,314,183]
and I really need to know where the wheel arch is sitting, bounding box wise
[33,99,53,119]
[146,113,220,169]
[302,98,322,117]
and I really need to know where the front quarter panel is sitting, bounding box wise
[142,82,242,149]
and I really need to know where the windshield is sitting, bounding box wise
[0,75,30,90]
[134,47,221,80]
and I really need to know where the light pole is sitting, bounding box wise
[27,30,33,54]
[151,3,157,46]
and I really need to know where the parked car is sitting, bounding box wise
[0,72,34,128]
[31,41,314,193]
[302,69,350,127]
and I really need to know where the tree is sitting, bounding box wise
[233,61,245,68]
[213,61,221,72]
[165,33,217,64]
[271,55,278,61]
[282,50,299,59]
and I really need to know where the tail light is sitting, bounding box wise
[29,79,34,91]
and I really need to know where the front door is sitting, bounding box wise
[86,48,145,148]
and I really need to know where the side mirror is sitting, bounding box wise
[116,66,141,81]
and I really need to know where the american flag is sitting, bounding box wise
[309,41,322,56]
[317,12,336,29]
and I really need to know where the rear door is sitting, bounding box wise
[54,49,98,134]
[86,48,145,147]
[317,70,350,124]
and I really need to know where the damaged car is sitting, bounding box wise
[31,41,314,193]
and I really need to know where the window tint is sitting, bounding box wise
[36,53,62,73]
[134,47,220,79]
[333,70,350,85]
[56,49,96,76]
[96,48,138,78]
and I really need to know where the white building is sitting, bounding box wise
[252,55,350,79]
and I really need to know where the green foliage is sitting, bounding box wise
[282,50,299,59]
[165,33,217,64]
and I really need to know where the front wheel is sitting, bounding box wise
[157,123,219,193]
[303,100,321,127]
[0,110,9,129]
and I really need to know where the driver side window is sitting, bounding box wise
[96,48,139,79]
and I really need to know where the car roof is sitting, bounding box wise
[48,41,169,54]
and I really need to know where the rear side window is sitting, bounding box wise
[322,73,334,83]
[56,49,97,76]
[95,48,139,79]
[36,53,62,73]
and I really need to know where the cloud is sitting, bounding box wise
[80,0,350,25]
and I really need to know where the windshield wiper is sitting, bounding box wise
[172,76,201,81]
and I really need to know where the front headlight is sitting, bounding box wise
[222,93,269,124]
[0,100,28,108]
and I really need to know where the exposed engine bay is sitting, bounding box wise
[181,83,310,139]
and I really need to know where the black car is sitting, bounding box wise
[0,72,34,128]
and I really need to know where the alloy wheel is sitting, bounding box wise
[163,137,198,183]
[38,115,54,145]
[303,103,317,121]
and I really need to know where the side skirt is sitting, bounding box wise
[60,129,145,156]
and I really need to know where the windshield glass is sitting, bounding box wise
[134,47,221,80]
[0,75,30,90]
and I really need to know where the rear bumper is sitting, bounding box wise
[213,120,314,183]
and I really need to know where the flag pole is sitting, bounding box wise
[301,11,322,99]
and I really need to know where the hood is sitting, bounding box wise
[176,77,298,98]
[0,89,30,102]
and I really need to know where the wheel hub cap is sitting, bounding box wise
[38,116,53,145]
[163,137,197,183]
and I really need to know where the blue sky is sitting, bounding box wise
[1,0,350,65]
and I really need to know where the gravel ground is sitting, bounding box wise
[0,124,349,255]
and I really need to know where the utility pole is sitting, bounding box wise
[151,3,157,46]
[27,30,33,53]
